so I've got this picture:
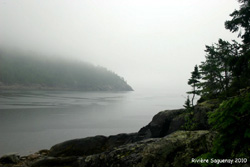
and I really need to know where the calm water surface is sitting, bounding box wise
[0,90,183,156]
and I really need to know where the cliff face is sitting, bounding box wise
[0,104,219,167]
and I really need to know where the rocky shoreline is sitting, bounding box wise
[0,101,231,167]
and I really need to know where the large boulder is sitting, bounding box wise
[49,135,108,157]
[49,133,138,157]
[137,109,185,139]
[105,133,138,149]
[137,103,219,140]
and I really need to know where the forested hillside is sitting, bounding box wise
[0,51,133,91]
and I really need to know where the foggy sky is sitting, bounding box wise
[0,0,239,94]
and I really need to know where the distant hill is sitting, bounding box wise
[0,50,133,91]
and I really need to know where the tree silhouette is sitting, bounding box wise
[187,65,201,107]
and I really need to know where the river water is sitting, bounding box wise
[0,90,183,156]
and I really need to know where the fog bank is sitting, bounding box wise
[0,0,239,95]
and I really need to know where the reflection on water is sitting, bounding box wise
[0,90,183,156]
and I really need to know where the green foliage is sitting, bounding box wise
[183,95,191,110]
[225,0,250,90]
[225,0,250,44]
[187,65,201,106]
[203,90,250,162]
[190,0,250,101]
[187,2,250,165]
[182,112,198,131]
[182,98,198,131]
[198,39,240,99]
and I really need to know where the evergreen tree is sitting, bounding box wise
[225,0,250,45]
[187,65,201,106]
[199,39,239,98]
[200,89,250,164]
[199,45,222,99]
[225,0,250,89]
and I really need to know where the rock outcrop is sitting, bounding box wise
[49,133,138,157]
[78,130,214,167]
[136,102,218,140]
[137,109,185,140]
[30,131,214,167]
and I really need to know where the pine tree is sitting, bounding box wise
[187,65,201,107]
[225,0,250,89]
[199,39,238,98]
[225,0,250,45]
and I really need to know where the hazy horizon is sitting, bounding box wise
[0,0,240,94]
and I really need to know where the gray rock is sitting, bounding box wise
[49,133,138,157]
[49,135,108,157]
[137,104,217,140]
[106,133,138,148]
[137,109,185,139]
[80,130,215,167]
[167,113,186,134]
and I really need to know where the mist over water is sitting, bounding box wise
[0,89,184,156]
